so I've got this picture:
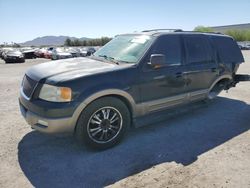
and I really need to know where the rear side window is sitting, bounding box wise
[150,35,182,65]
[211,36,244,64]
[184,35,214,64]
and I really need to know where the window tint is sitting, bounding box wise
[150,35,182,65]
[184,35,214,64]
[211,36,244,64]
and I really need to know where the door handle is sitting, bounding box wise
[153,75,166,80]
[175,72,183,78]
[211,68,217,72]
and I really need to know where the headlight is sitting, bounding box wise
[39,84,72,102]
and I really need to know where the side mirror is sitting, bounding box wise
[149,54,166,69]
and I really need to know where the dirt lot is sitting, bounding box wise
[0,52,250,188]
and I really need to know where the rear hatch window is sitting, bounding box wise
[211,35,244,64]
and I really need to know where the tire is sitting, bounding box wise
[75,97,131,150]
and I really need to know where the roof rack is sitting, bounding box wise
[178,30,225,35]
[141,29,224,35]
[142,29,183,32]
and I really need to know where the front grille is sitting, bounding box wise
[22,75,37,98]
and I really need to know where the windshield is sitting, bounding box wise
[94,35,153,64]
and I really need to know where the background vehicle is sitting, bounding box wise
[0,48,4,59]
[4,50,24,63]
[77,47,97,57]
[34,48,47,58]
[21,47,37,59]
[79,47,88,57]
[86,47,96,56]
[43,47,55,59]
[51,48,73,60]
[237,43,250,50]
[0,47,13,59]
[19,30,247,149]
[67,47,81,57]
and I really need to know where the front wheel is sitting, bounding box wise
[75,97,131,150]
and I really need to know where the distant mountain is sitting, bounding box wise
[20,36,90,46]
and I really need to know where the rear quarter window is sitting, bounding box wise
[211,36,244,64]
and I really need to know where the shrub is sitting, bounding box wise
[194,26,214,32]
[64,37,112,46]
[225,30,250,41]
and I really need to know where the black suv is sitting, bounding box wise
[19,29,245,149]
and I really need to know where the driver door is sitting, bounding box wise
[138,35,188,112]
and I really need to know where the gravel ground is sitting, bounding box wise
[0,53,249,188]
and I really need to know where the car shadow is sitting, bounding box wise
[18,97,250,188]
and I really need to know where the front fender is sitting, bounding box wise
[69,88,137,131]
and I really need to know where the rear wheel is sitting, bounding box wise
[75,97,130,150]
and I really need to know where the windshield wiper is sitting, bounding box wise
[98,54,119,65]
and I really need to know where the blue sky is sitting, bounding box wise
[0,0,249,43]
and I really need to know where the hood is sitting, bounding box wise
[7,51,23,57]
[26,57,132,83]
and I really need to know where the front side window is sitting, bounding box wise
[149,35,182,65]
[94,35,154,64]
[145,35,182,65]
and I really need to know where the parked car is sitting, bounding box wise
[51,48,73,60]
[34,48,47,58]
[19,30,246,149]
[238,44,244,50]
[67,47,81,57]
[0,48,3,59]
[44,47,55,59]
[21,48,37,59]
[79,47,96,57]
[79,48,88,57]
[0,47,13,59]
[4,50,24,63]
[237,43,250,50]
[86,47,96,56]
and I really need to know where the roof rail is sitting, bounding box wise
[179,30,225,35]
[142,29,183,32]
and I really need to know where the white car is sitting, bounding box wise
[51,48,73,60]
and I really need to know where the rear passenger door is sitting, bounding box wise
[183,34,218,95]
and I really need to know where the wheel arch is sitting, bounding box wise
[209,74,232,92]
[71,89,136,131]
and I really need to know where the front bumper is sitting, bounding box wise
[19,75,89,134]
[19,99,75,134]
[5,57,24,63]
